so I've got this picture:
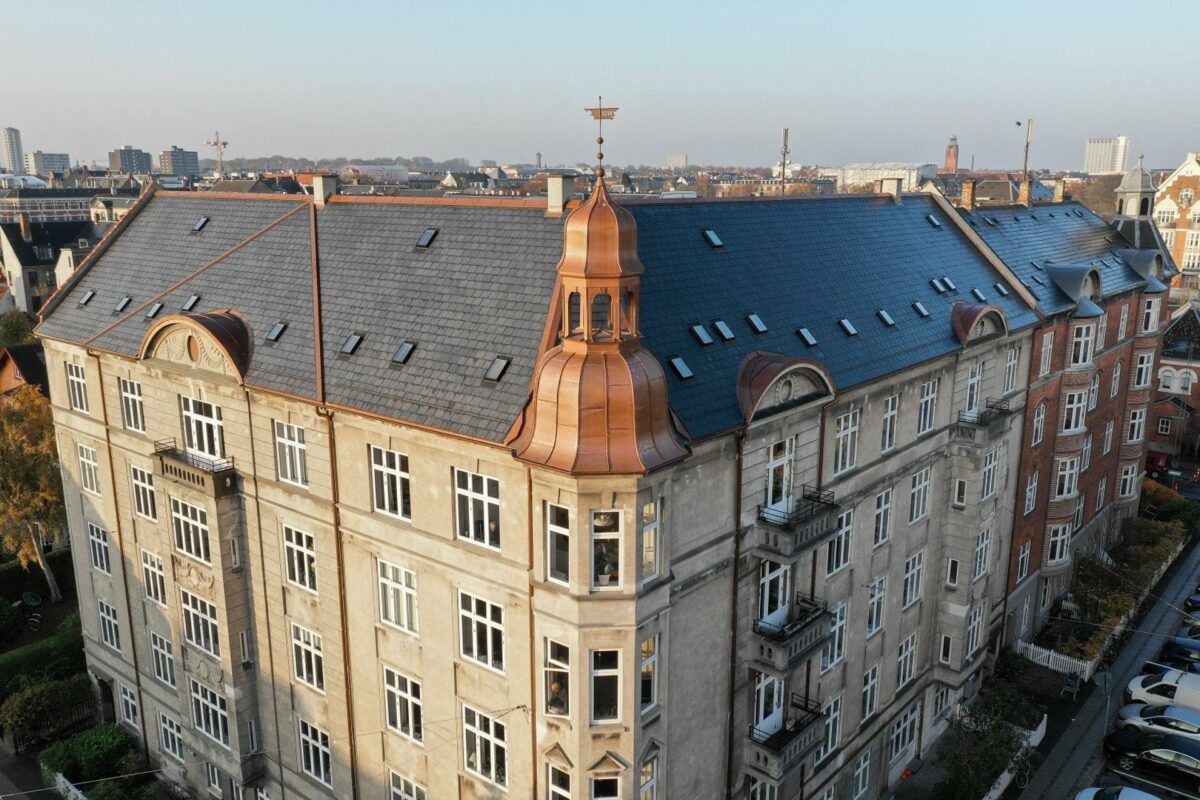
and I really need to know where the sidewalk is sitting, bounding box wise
[0,749,46,800]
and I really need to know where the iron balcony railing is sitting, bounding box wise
[957,397,1012,426]
[758,484,837,530]
[752,592,828,642]
[154,438,235,474]
[747,693,824,752]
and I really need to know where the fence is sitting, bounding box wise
[11,700,95,753]
[980,714,1048,800]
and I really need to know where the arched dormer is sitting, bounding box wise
[951,301,1008,345]
[736,351,835,423]
[139,311,251,383]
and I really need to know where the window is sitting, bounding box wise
[966,606,983,656]
[917,379,938,435]
[1162,370,1175,391]
[640,635,659,713]
[591,779,619,799]
[548,766,571,800]
[171,498,210,563]
[544,640,570,716]
[640,500,662,584]
[640,753,659,800]
[1128,408,1146,443]
[370,445,411,519]
[862,665,879,720]
[459,591,505,672]
[981,449,998,499]
[159,713,184,761]
[758,559,789,626]
[181,589,220,657]
[1104,420,1114,454]
[119,684,139,727]
[1120,465,1139,498]
[1055,457,1080,498]
[909,467,930,523]
[119,378,145,432]
[873,489,892,546]
[151,631,175,687]
[1184,372,1195,392]
[131,466,157,520]
[274,422,308,486]
[765,438,794,512]
[965,362,983,414]
[191,679,230,747]
[384,667,423,742]
[881,394,899,452]
[591,510,622,589]
[98,599,120,651]
[1004,347,1020,393]
[1082,435,1093,471]
[852,751,872,799]
[1097,313,1107,350]
[1098,477,1107,510]
[463,705,507,787]
[897,633,917,688]
[180,396,224,458]
[291,623,325,691]
[833,409,860,474]
[283,525,317,592]
[1017,541,1030,582]
[1135,353,1153,388]
[79,444,101,494]
[973,529,991,579]
[1160,418,1172,435]
[814,695,841,764]
[1032,403,1045,445]
[826,510,852,575]
[378,560,418,633]
[821,602,847,671]
[455,468,500,549]
[866,578,886,635]
[1071,324,1094,365]
[939,634,953,664]
[1063,391,1087,432]
[591,649,621,722]
[946,558,960,587]
[390,772,427,800]
[1118,305,1129,340]
[142,549,166,604]
[1048,525,1070,564]
[65,362,88,412]
[205,762,222,793]
[1025,471,1038,514]
[903,552,924,608]
[1073,496,1085,529]
[1143,298,1160,332]
[1038,331,1054,377]
[298,719,332,786]
[1111,362,1122,398]
[88,522,110,574]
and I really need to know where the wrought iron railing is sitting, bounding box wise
[154,438,234,474]
[752,592,828,642]
[747,693,824,752]
[758,485,837,530]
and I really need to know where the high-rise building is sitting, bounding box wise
[943,134,959,173]
[1083,136,1129,175]
[1,127,24,174]
[108,145,153,173]
[665,154,687,170]
[158,146,200,177]
[24,151,71,176]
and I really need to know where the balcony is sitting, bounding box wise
[751,593,830,672]
[756,486,839,557]
[153,439,238,497]
[745,694,825,779]
[953,398,1012,443]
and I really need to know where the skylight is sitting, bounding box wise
[713,320,735,341]
[942,277,957,291]
[145,302,163,319]
[838,318,858,336]
[392,342,416,365]
[193,217,209,232]
[340,332,364,355]
[416,228,438,248]
[984,217,997,227]
[691,324,714,345]
[972,288,987,302]
[115,296,131,312]
[931,278,946,293]
[484,356,510,382]
[669,357,694,379]
[913,302,930,318]
[797,328,818,347]
[183,294,200,311]
[877,309,895,327]
[702,229,723,248]
[266,322,287,342]
[747,313,768,334]
[79,290,95,306]
[925,214,942,229]
[1031,275,1045,286]
[994,283,1010,297]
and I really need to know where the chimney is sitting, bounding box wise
[312,174,337,207]
[960,179,976,210]
[879,177,903,202]
[1017,178,1033,207]
[546,175,575,218]
[1053,180,1066,203]
[17,211,31,242]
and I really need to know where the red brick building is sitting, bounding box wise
[1152,152,1200,304]
[1148,303,1200,465]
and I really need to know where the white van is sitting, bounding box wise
[1126,670,1200,711]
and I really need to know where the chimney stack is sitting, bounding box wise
[1053,180,1066,203]
[1017,178,1033,207]
[960,179,976,210]
[312,174,337,207]
[878,177,903,202]
[546,174,575,218]
[17,211,31,243]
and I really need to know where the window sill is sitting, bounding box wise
[640,707,663,727]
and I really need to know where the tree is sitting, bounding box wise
[935,681,1034,799]
[0,385,65,601]
[0,309,34,348]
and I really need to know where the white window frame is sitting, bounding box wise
[862,664,879,721]
[1004,346,1019,393]
[544,639,570,717]
[590,649,621,723]
[1025,471,1038,515]
[390,772,428,800]
[881,394,899,452]
[981,448,998,499]
[813,694,841,765]
[179,395,225,459]
[78,444,101,495]
[458,590,505,673]
[141,549,166,604]
[1160,418,1172,435]
[1128,408,1146,443]
[1143,298,1160,332]
[291,622,325,692]
[370,445,411,519]
[852,750,872,799]
[151,631,176,687]
[965,362,983,414]
[88,522,110,574]
[889,704,918,761]
[1111,362,1122,398]
[1104,420,1114,454]
[909,467,930,523]
[119,378,145,432]
[297,718,332,787]
[591,509,622,590]
[462,704,507,788]
[283,525,317,593]
[826,510,852,576]
[640,499,662,586]
[833,409,860,475]
[973,528,991,579]
[383,666,423,743]
[1048,524,1070,564]
[65,362,88,412]
[171,497,210,563]
[866,578,885,636]
[1135,353,1153,388]
[1055,457,1080,499]
[98,599,120,651]
[1071,323,1094,365]
[1098,477,1107,510]
[378,560,418,634]
[1032,403,1045,445]
[1038,331,1054,377]
[159,713,184,761]
[190,678,230,747]
[119,683,139,727]
[939,634,952,665]
[1089,374,1099,410]
[821,602,847,672]
[548,766,571,800]
[902,551,924,608]
[181,588,220,657]
[896,633,917,688]
[1017,540,1030,582]
[1062,391,1086,432]
[1118,305,1129,340]
[917,379,938,435]
[966,606,983,656]
[131,466,157,520]
[640,752,659,800]
[640,634,659,714]
[275,421,308,487]
[1082,435,1093,471]
[454,468,501,549]
[872,488,892,547]
[1120,465,1139,498]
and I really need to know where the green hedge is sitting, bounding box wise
[39,723,136,784]
[0,548,76,602]
[0,611,84,704]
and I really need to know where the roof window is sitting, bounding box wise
[1031,260,1043,270]
[192,217,209,232]
[838,318,858,336]
[942,276,957,291]
[913,301,930,318]
[713,320,735,341]
[984,217,997,227]
[484,356,510,382]
[994,283,1010,297]
[877,309,895,327]
[691,324,714,345]
[669,357,694,379]
[1031,275,1045,286]
[931,278,947,293]
[266,322,287,342]
[183,294,200,311]
[115,296,131,312]
[340,332,364,355]
[972,288,987,302]
[79,290,95,306]
[702,229,724,248]
[747,313,768,334]
[145,302,163,319]
[797,328,818,347]
[925,214,942,229]
[391,342,416,365]
[416,228,438,248]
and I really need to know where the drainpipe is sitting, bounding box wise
[724,428,747,799]
[526,465,539,799]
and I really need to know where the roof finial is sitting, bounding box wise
[585,96,619,178]
[1138,153,1145,171]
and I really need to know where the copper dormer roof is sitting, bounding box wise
[509,171,688,474]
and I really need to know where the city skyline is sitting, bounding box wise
[8,0,1197,170]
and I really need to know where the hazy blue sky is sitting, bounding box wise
[7,0,1196,169]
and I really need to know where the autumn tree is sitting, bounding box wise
[0,385,66,601]
[0,309,34,348]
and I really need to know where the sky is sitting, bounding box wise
[6,0,1198,170]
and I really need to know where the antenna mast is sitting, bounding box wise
[780,127,790,197]
[205,131,229,176]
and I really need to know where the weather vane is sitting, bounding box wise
[585,96,618,172]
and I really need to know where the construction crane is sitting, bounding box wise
[205,131,228,176]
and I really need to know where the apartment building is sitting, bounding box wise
[1151,152,1200,304]
[36,169,1166,800]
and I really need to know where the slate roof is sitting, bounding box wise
[38,191,1044,443]
[1,220,99,266]
[0,344,47,394]
[1163,304,1200,360]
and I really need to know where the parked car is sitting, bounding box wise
[1144,657,1200,676]
[1126,671,1200,711]
[1116,703,1200,740]
[1161,638,1200,665]
[1183,594,1200,612]
[1074,787,1161,800]
[1104,729,1200,792]
[1177,624,1200,640]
